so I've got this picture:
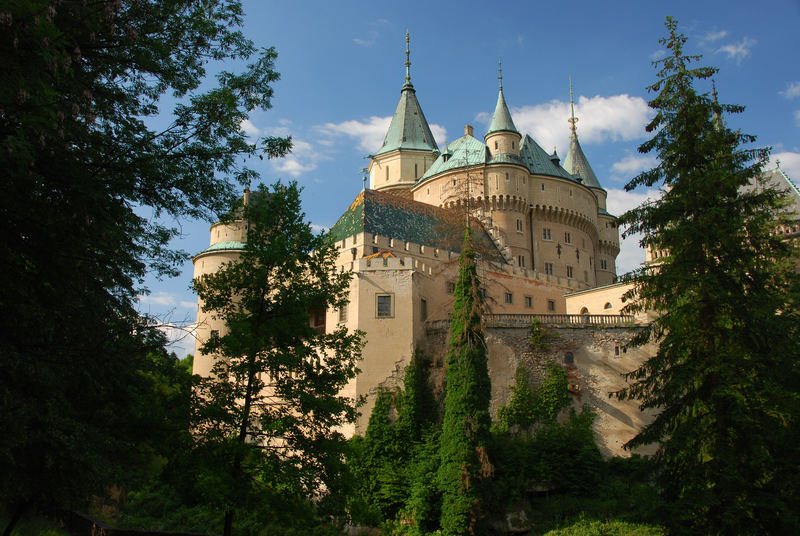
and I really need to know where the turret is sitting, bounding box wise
[485,61,521,157]
[562,78,606,208]
[368,32,438,198]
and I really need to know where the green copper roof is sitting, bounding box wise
[329,189,503,261]
[519,135,576,180]
[419,133,488,181]
[198,241,245,255]
[563,133,603,189]
[486,88,519,136]
[375,83,439,156]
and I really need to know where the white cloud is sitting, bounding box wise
[310,223,328,233]
[702,29,728,42]
[769,151,800,179]
[158,322,197,359]
[317,116,447,154]
[509,94,651,155]
[353,37,375,47]
[781,82,800,99]
[649,49,666,60]
[138,291,182,307]
[610,154,659,179]
[271,139,318,177]
[606,188,661,274]
[716,37,756,64]
[240,118,260,136]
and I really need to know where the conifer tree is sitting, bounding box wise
[438,228,493,535]
[616,17,800,534]
[192,182,362,536]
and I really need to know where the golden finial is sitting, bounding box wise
[568,76,579,136]
[405,30,411,83]
[498,58,503,90]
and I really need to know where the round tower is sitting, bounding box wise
[484,63,521,157]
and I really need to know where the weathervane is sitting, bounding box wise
[498,58,503,90]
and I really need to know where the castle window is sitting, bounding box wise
[600,259,608,270]
[453,177,457,186]
[495,141,498,150]
[338,304,348,323]
[376,294,393,318]
[576,250,580,261]
[522,176,526,185]
[565,232,571,244]
[434,248,439,257]
[372,246,379,254]
[389,238,394,247]
[544,263,553,275]
[543,228,551,240]
[547,299,556,312]
[524,296,533,308]
[516,219,523,233]
[446,281,455,294]
[505,172,509,181]
[372,234,378,244]
[210,330,219,340]
[427,187,430,195]
[421,299,428,321]
[518,255,525,267]
[567,266,574,278]
[404,241,410,251]
[415,163,418,178]
[351,247,357,261]
[512,141,515,150]
[569,188,573,197]
[541,183,545,191]
[504,292,513,304]
[604,302,613,310]
[386,166,389,181]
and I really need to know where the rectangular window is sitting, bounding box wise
[524,296,533,308]
[372,246,379,254]
[372,234,378,244]
[446,281,455,294]
[600,259,608,270]
[547,299,556,312]
[516,219,523,233]
[338,304,348,323]
[542,228,551,240]
[414,163,418,178]
[565,232,571,244]
[376,294,393,318]
[504,292,513,304]
[210,329,219,339]
[421,299,428,321]
[566,266,574,278]
[518,255,525,267]
[545,262,553,275]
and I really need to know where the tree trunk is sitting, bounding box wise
[2,499,29,536]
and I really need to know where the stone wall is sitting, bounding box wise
[416,323,658,458]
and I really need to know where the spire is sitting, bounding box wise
[486,59,519,136]
[711,79,724,131]
[568,76,579,137]
[375,32,438,156]
[563,78,603,189]
[404,30,411,88]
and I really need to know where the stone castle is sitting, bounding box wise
[191,40,800,457]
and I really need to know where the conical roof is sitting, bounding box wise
[486,87,519,136]
[563,134,603,189]
[374,82,438,156]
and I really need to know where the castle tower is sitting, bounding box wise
[485,62,521,157]
[562,79,619,284]
[368,32,439,198]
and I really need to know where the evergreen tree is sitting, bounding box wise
[191,182,363,536]
[438,228,493,536]
[616,17,800,535]
[0,1,289,531]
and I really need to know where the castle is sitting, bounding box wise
[191,39,799,456]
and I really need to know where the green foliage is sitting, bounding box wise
[0,0,290,531]
[541,518,665,536]
[616,17,800,535]
[438,228,493,536]
[530,317,549,351]
[495,363,571,433]
[192,182,363,535]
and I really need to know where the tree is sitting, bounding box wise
[438,228,493,536]
[615,17,800,535]
[191,182,363,536]
[0,1,289,531]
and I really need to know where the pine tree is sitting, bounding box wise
[616,17,800,534]
[192,182,362,536]
[438,228,493,536]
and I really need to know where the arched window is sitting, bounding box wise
[564,352,574,365]
[580,307,589,315]
[604,302,613,310]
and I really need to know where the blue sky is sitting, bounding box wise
[139,0,800,356]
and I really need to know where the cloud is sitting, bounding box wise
[649,49,666,60]
[353,37,376,47]
[240,118,260,136]
[605,188,661,274]
[138,291,193,308]
[780,82,800,99]
[702,29,728,42]
[769,151,800,179]
[716,37,756,64]
[158,322,197,359]
[271,139,319,177]
[508,94,651,155]
[610,154,659,179]
[317,116,447,154]
[310,223,328,233]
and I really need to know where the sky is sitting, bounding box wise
[139,0,800,357]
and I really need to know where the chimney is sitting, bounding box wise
[464,124,474,136]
